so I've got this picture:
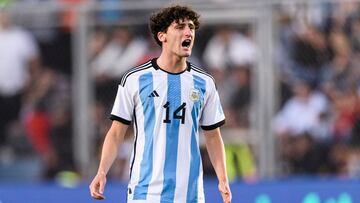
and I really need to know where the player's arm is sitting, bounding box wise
[89,120,129,200]
[203,128,232,203]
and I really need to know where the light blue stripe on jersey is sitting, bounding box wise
[160,74,182,202]
[187,75,206,202]
[133,72,155,200]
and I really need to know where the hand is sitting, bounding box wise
[218,181,232,203]
[89,172,107,200]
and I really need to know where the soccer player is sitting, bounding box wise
[89,5,232,203]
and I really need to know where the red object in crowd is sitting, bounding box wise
[24,111,52,154]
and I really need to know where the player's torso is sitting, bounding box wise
[128,67,207,203]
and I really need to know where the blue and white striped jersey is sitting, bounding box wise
[110,58,225,203]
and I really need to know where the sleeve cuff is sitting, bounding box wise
[110,115,131,125]
[201,119,225,131]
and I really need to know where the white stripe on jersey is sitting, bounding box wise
[173,75,194,203]
[146,74,166,202]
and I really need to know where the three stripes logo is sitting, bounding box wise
[148,90,159,97]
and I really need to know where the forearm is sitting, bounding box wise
[204,128,228,183]
[97,121,128,175]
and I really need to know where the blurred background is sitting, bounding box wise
[0,0,360,202]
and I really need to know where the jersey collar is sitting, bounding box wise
[151,58,191,75]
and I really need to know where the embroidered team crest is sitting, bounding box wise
[190,89,200,102]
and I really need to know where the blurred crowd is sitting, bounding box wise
[1,0,360,183]
[0,9,74,180]
[273,1,360,177]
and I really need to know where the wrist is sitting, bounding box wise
[97,171,107,176]
[218,179,229,185]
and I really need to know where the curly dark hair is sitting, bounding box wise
[149,5,200,46]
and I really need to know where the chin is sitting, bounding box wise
[182,51,192,57]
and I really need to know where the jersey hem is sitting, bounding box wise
[110,114,131,125]
[201,119,225,131]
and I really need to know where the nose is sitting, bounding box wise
[184,26,192,37]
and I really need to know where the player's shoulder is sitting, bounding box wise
[188,62,216,85]
[120,59,154,86]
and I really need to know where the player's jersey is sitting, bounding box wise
[110,58,225,203]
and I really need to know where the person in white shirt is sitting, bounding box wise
[274,80,329,139]
[0,9,40,147]
[89,5,231,203]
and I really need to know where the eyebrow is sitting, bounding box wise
[174,21,195,27]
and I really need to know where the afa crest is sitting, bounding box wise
[190,89,200,102]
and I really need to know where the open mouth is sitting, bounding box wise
[181,39,191,48]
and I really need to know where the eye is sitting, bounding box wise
[175,25,184,29]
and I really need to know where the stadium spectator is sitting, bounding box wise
[203,26,256,82]
[290,24,331,88]
[289,133,328,174]
[329,87,360,141]
[0,9,41,156]
[203,26,256,126]
[21,68,74,179]
[274,80,330,174]
[227,67,252,128]
[274,80,329,140]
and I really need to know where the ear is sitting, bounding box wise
[157,31,166,44]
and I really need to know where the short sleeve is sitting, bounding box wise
[200,81,225,130]
[110,84,134,125]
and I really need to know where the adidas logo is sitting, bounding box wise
[148,90,159,97]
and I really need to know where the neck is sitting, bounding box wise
[157,51,187,73]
